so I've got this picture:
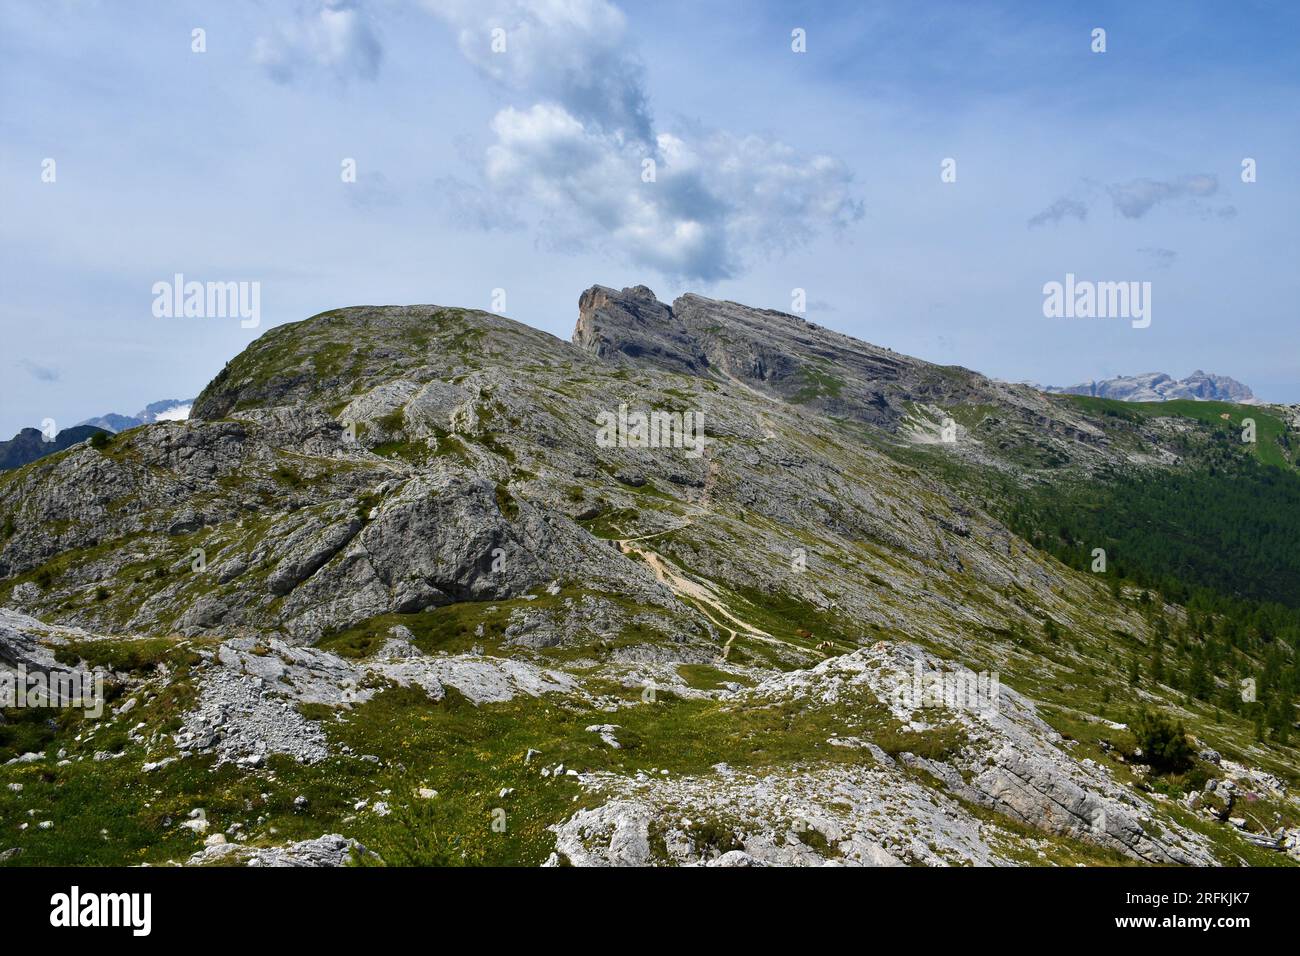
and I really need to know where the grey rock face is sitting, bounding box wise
[549,801,655,867]
[745,643,1216,866]
[575,285,706,375]
[573,285,1093,442]
[551,763,1001,867]
[0,609,106,708]
[0,608,84,672]
[186,833,371,867]
[371,651,581,704]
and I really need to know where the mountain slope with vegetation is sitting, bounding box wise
[1,286,1297,867]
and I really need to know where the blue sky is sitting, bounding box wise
[2,0,1298,437]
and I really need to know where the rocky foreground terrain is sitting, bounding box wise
[1,285,1297,867]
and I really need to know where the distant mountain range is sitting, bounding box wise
[77,398,194,432]
[0,425,107,471]
[0,398,193,471]
[1039,371,1257,404]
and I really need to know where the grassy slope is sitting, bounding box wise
[1060,395,1294,469]
[896,396,1300,778]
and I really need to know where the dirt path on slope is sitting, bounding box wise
[615,537,792,659]
[610,432,806,659]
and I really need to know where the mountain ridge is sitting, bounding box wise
[0,425,107,471]
[1040,370,1257,404]
[1,285,1297,867]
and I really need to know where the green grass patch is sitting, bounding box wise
[53,637,199,674]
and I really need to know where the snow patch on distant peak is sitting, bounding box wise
[153,403,192,422]
[1039,371,1257,404]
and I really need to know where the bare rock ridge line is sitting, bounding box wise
[572,284,1119,463]
[575,283,954,428]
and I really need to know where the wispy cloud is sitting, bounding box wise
[1027,197,1088,228]
[1138,246,1178,269]
[255,0,382,84]
[1107,174,1218,219]
[1029,173,1235,228]
[16,359,59,382]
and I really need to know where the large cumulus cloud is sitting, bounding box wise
[425,0,863,281]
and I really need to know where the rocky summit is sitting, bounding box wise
[1,285,1298,868]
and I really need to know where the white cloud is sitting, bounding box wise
[255,0,382,84]
[426,0,862,281]
[424,0,651,140]
[482,103,860,281]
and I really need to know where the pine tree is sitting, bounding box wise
[1269,698,1292,746]
[1188,654,1211,700]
